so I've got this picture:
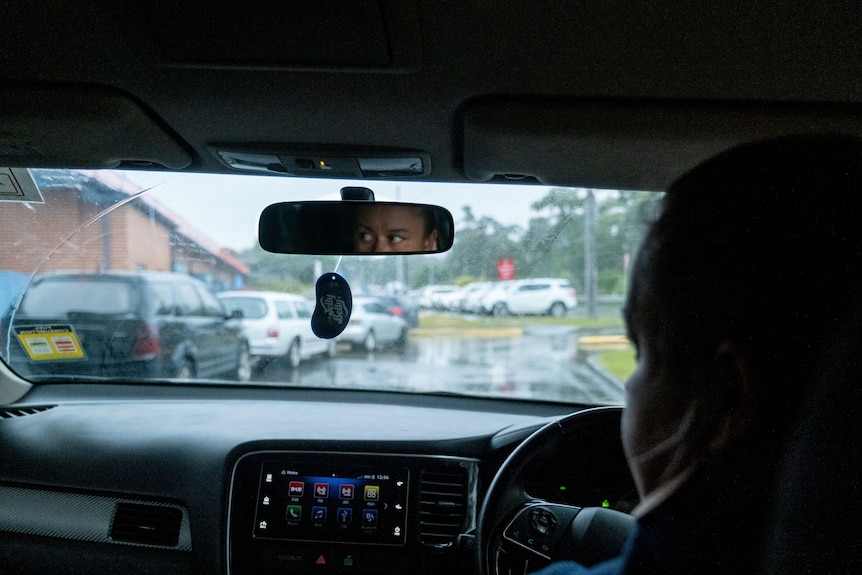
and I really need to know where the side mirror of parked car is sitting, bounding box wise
[259,201,454,255]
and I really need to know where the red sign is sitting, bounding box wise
[497,259,515,281]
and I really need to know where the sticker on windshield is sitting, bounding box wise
[0,167,44,203]
[15,325,86,361]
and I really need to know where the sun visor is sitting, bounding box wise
[463,100,862,191]
[0,85,192,169]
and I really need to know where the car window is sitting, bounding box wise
[175,283,205,316]
[220,297,268,320]
[363,301,387,314]
[275,301,296,319]
[195,285,227,317]
[293,300,313,319]
[18,278,134,316]
[151,283,177,316]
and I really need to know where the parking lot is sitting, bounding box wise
[252,322,626,405]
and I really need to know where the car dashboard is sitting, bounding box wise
[0,382,633,575]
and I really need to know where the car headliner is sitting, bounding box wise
[2,1,861,190]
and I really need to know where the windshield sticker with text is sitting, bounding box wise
[15,325,86,361]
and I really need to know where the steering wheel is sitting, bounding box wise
[477,407,637,575]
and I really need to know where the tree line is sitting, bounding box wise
[240,188,661,296]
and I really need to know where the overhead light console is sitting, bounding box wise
[213,146,431,179]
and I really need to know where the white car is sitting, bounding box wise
[337,296,409,352]
[478,281,520,316]
[457,281,495,313]
[435,287,469,312]
[218,291,335,368]
[419,284,458,309]
[482,278,577,318]
[417,285,460,309]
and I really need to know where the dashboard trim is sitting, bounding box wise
[0,483,192,551]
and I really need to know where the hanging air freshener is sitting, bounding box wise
[311,271,352,339]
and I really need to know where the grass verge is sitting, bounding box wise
[419,313,623,330]
[595,347,637,382]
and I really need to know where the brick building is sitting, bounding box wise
[0,170,248,292]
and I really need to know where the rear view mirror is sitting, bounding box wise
[259,201,454,255]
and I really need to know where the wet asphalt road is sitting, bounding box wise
[251,324,626,405]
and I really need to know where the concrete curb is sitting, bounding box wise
[409,327,523,338]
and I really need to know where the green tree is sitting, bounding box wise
[525,187,586,288]
[444,207,521,281]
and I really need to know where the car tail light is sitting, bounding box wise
[267,327,279,338]
[132,321,161,359]
[390,306,404,316]
[568,288,576,297]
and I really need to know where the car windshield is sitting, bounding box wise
[0,168,660,404]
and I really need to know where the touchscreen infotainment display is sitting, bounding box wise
[252,461,409,546]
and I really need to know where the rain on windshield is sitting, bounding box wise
[0,169,660,404]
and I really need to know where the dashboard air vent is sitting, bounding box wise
[418,466,469,547]
[110,502,183,547]
[0,405,55,419]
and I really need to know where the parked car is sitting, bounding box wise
[218,291,335,368]
[454,281,495,313]
[417,284,460,309]
[507,278,577,317]
[5,271,251,381]
[374,294,420,328]
[462,282,497,314]
[478,281,520,316]
[481,278,577,317]
[435,286,470,312]
[336,296,409,352]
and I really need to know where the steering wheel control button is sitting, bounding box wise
[530,507,557,536]
[504,504,581,559]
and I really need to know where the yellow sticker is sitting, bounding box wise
[15,325,85,361]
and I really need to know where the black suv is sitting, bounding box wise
[3,271,251,381]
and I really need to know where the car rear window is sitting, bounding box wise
[19,279,134,316]
[275,301,296,319]
[220,297,268,320]
[294,300,312,319]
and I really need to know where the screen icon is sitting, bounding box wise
[337,508,353,525]
[339,484,355,500]
[314,483,330,498]
[312,506,327,523]
[363,509,378,526]
[289,481,305,497]
[286,505,302,521]
[364,485,380,501]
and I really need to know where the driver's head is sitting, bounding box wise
[622,135,862,499]
[354,203,438,253]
